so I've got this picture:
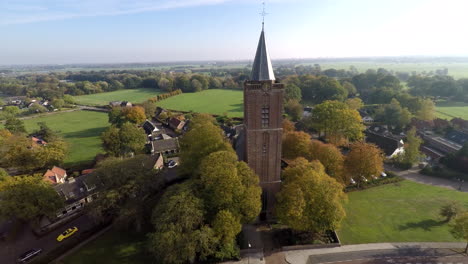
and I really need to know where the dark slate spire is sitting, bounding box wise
[251,28,275,81]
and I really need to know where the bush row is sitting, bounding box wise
[345,173,403,192]
[420,166,468,181]
[148,89,182,103]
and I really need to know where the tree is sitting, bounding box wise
[0,175,63,222]
[302,76,348,104]
[450,211,468,253]
[101,123,146,157]
[276,158,347,233]
[401,127,423,164]
[149,182,215,264]
[309,100,364,145]
[51,98,65,109]
[27,103,48,114]
[4,117,26,134]
[285,83,302,102]
[282,131,311,160]
[345,142,384,185]
[2,106,20,117]
[179,114,232,176]
[141,100,158,119]
[416,98,435,121]
[375,99,412,129]
[63,94,76,105]
[34,122,59,142]
[0,168,9,181]
[440,201,462,222]
[308,140,346,185]
[345,98,364,110]
[282,119,295,134]
[122,106,146,124]
[284,100,303,121]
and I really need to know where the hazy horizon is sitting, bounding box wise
[2,0,468,65]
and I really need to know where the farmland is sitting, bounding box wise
[435,101,468,120]
[74,88,161,106]
[156,89,243,117]
[3,110,109,166]
[338,180,468,244]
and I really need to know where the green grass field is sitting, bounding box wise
[156,89,243,117]
[338,180,468,244]
[63,228,151,264]
[435,101,468,120]
[12,111,109,166]
[74,88,161,106]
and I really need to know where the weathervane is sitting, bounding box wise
[260,1,269,31]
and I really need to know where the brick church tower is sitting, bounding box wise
[244,25,284,221]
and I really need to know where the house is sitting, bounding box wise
[362,116,374,124]
[410,118,434,131]
[153,153,164,170]
[121,101,132,107]
[446,130,468,146]
[43,166,67,184]
[31,137,47,147]
[421,134,462,155]
[109,101,121,107]
[303,106,313,118]
[81,169,95,175]
[365,131,405,159]
[143,120,159,135]
[151,138,180,155]
[53,173,101,218]
[169,117,186,131]
[451,118,468,131]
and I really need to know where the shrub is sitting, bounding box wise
[440,201,463,222]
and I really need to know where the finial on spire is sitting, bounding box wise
[260,1,268,31]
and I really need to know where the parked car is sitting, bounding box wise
[380,172,387,177]
[361,176,368,182]
[17,248,42,263]
[57,227,78,242]
[350,178,356,185]
[167,160,178,169]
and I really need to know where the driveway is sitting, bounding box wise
[0,214,95,264]
[386,165,468,192]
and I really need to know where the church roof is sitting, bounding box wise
[251,29,275,81]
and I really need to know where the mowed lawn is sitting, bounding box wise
[436,101,468,120]
[63,228,151,264]
[339,180,468,244]
[74,88,161,106]
[19,111,108,165]
[156,89,243,117]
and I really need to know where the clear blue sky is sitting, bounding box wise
[1,0,467,64]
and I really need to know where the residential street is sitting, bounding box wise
[0,214,95,264]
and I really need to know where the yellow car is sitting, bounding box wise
[57,227,78,242]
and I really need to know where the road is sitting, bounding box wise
[309,248,468,264]
[0,214,95,264]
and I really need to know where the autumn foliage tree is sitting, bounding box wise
[276,158,347,233]
[308,140,346,185]
[345,142,384,185]
[282,131,311,160]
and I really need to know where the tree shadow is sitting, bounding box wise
[62,127,108,138]
[229,103,244,113]
[398,219,446,231]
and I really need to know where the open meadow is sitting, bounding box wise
[2,110,109,166]
[156,89,243,117]
[74,88,161,106]
[338,180,468,244]
[435,101,468,120]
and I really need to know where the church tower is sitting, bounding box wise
[244,25,284,221]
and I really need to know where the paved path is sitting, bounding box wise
[386,165,468,192]
[285,242,467,264]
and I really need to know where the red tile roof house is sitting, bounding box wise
[169,117,186,131]
[43,166,67,184]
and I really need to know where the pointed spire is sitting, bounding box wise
[251,28,275,81]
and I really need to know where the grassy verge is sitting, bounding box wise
[155,89,243,117]
[435,101,468,120]
[62,228,151,264]
[338,180,468,244]
[74,88,161,106]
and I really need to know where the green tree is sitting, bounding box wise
[375,99,412,129]
[51,98,65,109]
[4,117,26,134]
[27,103,48,114]
[2,106,20,117]
[345,98,364,110]
[416,98,435,121]
[63,94,76,105]
[450,211,468,253]
[141,100,158,119]
[179,114,231,176]
[276,158,347,233]
[0,175,64,222]
[440,201,462,222]
[0,168,9,181]
[309,100,364,145]
[401,127,423,164]
[101,123,146,157]
[148,182,215,264]
[34,122,59,142]
[101,126,121,157]
[285,83,302,102]
[284,99,303,121]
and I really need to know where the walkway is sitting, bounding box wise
[285,242,467,264]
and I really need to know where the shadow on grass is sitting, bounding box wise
[63,127,108,138]
[229,103,244,113]
[398,219,446,231]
